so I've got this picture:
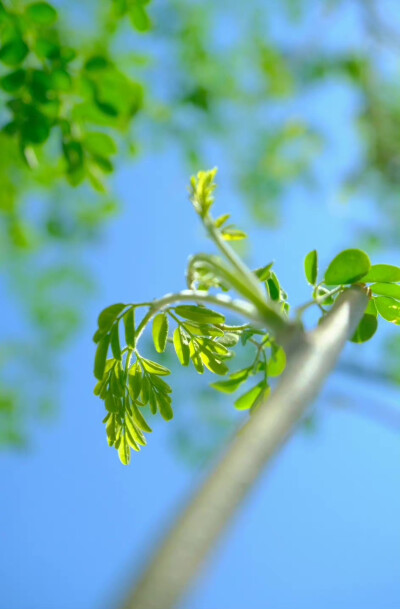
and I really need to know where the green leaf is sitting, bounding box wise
[98,303,126,332]
[370,283,400,299]
[94,334,110,380]
[85,132,117,157]
[156,393,174,421]
[211,375,247,394]
[152,313,169,353]
[268,345,286,377]
[350,314,378,343]
[26,2,57,25]
[141,358,171,376]
[0,39,29,66]
[123,308,136,348]
[131,402,152,433]
[128,362,142,400]
[267,272,280,301]
[254,263,273,281]
[235,383,265,411]
[362,264,400,283]
[175,305,225,325]
[129,4,152,32]
[374,297,400,325]
[199,350,228,375]
[181,322,224,337]
[221,227,247,241]
[215,213,230,228]
[324,249,371,285]
[150,375,172,394]
[106,414,117,446]
[118,434,131,465]
[173,327,190,366]
[125,416,146,446]
[304,249,318,285]
[365,299,377,317]
[110,323,121,360]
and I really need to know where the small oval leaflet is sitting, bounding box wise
[94,334,110,380]
[370,283,400,300]
[235,383,265,411]
[304,249,318,285]
[324,249,371,286]
[98,303,126,332]
[152,313,169,353]
[374,297,400,324]
[362,264,400,283]
[174,305,225,325]
[173,327,190,366]
[141,358,171,376]
[350,314,378,343]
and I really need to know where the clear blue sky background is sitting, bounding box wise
[1,3,400,609]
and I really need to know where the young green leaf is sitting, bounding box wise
[324,249,371,285]
[361,264,400,283]
[152,313,169,353]
[118,434,131,465]
[131,402,152,433]
[214,213,230,228]
[374,297,400,324]
[199,350,229,375]
[141,358,171,376]
[123,308,136,348]
[94,334,110,380]
[267,272,280,301]
[110,323,121,360]
[221,227,247,241]
[235,383,265,411]
[174,305,225,325]
[128,363,142,400]
[157,393,174,421]
[304,249,318,285]
[268,345,286,377]
[125,416,146,446]
[173,327,190,366]
[211,375,247,394]
[370,283,400,299]
[254,263,273,281]
[350,314,378,343]
[365,299,377,317]
[98,303,126,333]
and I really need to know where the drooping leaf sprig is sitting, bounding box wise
[93,168,400,464]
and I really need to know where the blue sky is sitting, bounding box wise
[1,2,400,609]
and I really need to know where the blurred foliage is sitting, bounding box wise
[2,0,400,447]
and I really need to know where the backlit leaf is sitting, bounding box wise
[350,314,378,343]
[324,249,371,285]
[141,358,171,376]
[98,303,126,332]
[375,297,400,325]
[118,434,131,465]
[235,383,265,411]
[152,313,169,353]
[123,308,136,348]
[362,264,400,283]
[175,305,225,325]
[370,283,400,299]
[304,249,318,285]
[110,323,121,360]
[94,334,110,380]
[173,327,190,366]
[26,2,57,25]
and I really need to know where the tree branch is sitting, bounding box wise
[120,286,368,609]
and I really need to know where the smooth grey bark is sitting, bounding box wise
[121,286,368,609]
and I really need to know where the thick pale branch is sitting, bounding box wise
[121,287,368,609]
